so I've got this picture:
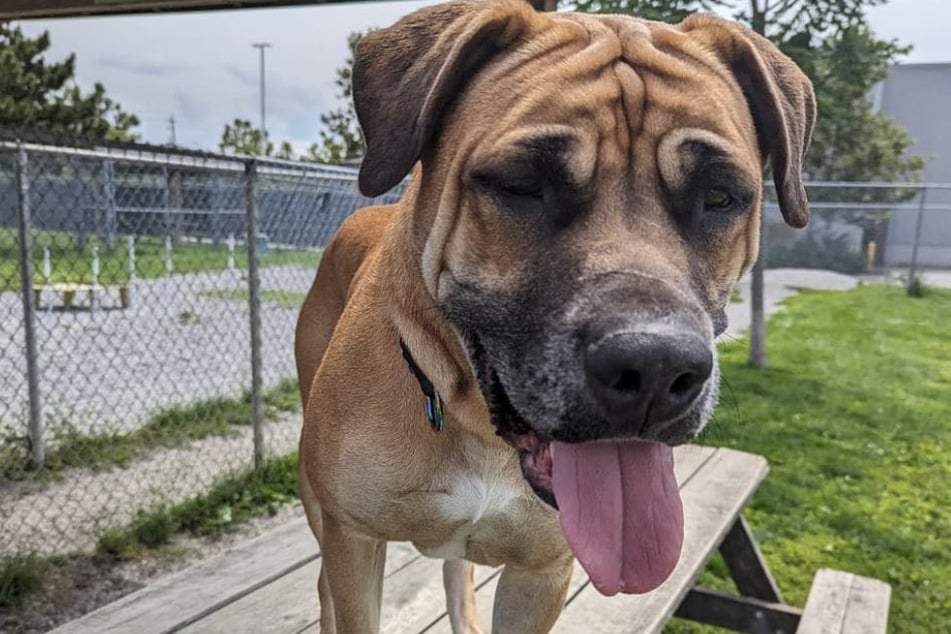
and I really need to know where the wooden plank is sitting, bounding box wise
[421,561,589,634]
[51,517,319,634]
[416,565,502,634]
[52,444,724,634]
[180,559,321,634]
[672,444,717,485]
[797,569,890,634]
[797,569,853,633]
[841,574,891,634]
[181,541,420,634]
[674,587,801,632]
[719,514,784,602]
[286,554,498,634]
[552,448,769,634]
[381,560,501,634]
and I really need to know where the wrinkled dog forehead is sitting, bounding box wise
[446,11,768,205]
[354,0,814,226]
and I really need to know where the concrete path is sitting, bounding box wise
[723,268,859,341]
[917,270,951,288]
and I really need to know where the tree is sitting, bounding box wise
[798,24,924,262]
[219,118,274,156]
[0,25,139,141]
[573,0,719,21]
[218,119,297,159]
[307,32,365,164]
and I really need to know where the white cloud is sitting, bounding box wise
[17,0,438,151]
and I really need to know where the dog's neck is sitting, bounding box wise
[377,184,488,433]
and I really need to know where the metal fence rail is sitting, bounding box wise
[1,136,949,563]
[762,181,951,278]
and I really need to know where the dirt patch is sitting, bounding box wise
[1,556,141,634]
[1,504,303,633]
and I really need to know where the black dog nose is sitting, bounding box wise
[585,331,713,432]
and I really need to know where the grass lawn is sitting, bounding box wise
[1,378,300,479]
[96,452,300,562]
[667,284,951,633]
[0,229,320,291]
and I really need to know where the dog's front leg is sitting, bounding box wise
[491,556,574,634]
[321,510,387,634]
[443,559,484,634]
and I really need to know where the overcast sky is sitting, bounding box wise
[16,0,950,153]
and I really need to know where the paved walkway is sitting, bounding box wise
[723,268,859,341]
[916,269,951,288]
[722,267,951,342]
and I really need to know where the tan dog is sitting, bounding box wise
[295,1,814,632]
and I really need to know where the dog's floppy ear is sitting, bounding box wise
[680,16,816,228]
[353,0,538,197]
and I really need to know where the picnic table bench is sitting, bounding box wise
[51,446,890,633]
[33,282,130,310]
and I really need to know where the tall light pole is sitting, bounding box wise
[252,42,272,139]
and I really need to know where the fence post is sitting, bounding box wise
[211,172,222,247]
[907,185,928,290]
[244,159,265,472]
[748,219,767,369]
[15,144,45,469]
[102,159,116,253]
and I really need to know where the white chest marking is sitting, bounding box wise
[415,474,522,560]
[440,473,521,523]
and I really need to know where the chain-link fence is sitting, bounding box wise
[0,134,402,560]
[2,132,950,564]
[763,182,951,279]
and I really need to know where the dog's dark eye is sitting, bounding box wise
[703,188,735,211]
[474,171,544,205]
[498,181,543,200]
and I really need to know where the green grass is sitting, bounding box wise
[667,284,951,633]
[0,229,320,291]
[202,288,308,310]
[0,554,48,608]
[96,453,299,561]
[1,378,300,479]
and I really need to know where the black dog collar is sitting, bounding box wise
[399,339,445,432]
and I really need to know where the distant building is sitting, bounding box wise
[874,63,951,267]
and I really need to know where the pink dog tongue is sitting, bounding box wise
[552,440,683,596]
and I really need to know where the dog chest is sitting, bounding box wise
[413,473,526,560]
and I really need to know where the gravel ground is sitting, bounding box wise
[0,265,313,439]
[1,262,312,556]
[0,412,300,556]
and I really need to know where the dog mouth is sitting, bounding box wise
[467,333,686,597]
[467,332,557,505]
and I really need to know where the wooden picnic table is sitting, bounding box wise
[33,282,130,310]
[51,446,890,633]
